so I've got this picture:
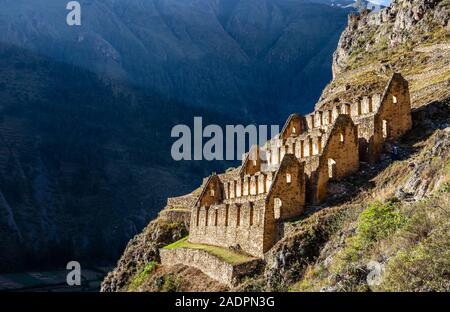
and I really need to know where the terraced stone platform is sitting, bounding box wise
[160,237,263,287]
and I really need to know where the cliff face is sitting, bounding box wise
[103,0,450,292]
[318,0,449,110]
[333,0,448,76]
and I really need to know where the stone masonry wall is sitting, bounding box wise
[189,199,266,257]
[263,154,306,252]
[315,115,360,203]
[160,248,262,287]
[185,73,411,259]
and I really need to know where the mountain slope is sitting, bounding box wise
[319,0,449,110]
[0,0,351,119]
[0,44,240,272]
[101,0,450,292]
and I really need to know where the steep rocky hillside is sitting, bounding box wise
[319,0,449,110]
[102,0,450,292]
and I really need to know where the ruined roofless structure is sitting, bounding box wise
[178,73,412,258]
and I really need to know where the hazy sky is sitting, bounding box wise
[372,0,392,5]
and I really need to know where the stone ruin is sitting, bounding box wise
[160,73,412,284]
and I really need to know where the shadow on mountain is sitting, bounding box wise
[0,43,248,272]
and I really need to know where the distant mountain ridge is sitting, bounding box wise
[0,43,240,272]
[0,0,351,121]
[0,0,355,272]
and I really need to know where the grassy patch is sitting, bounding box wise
[307,200,408,291]
[357,201,406,244]
[128,261,157,291]
[158,274,181,292]
[378,192,450,291]
[163,208,191,212]
[164,237,253,265]
[293,189,450,292]
[334,200,406,266]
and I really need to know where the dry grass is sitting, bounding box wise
[164,237,254,265]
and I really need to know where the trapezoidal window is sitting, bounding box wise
[382,120,389,139]
[214,209,218,226]
[340,132,345,143]
[393,95,398,104]
[225,204,229,226]
[274,198,282,220]
[210,189,215,197]
[236,205,241,226]
[292,127,296,134]
[196,208,200,227]
[286,173,292,183]
[328,158,337,180]
[346,104,351,115]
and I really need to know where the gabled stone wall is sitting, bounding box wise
[176,73,412,259]
[315,115,359,203]
[189,199,267,257]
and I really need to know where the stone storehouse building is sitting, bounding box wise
[185,73,412,258]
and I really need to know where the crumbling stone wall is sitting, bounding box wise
[374,73,412,147]
[266,154,306,221]
[189,199,267,257]
[195,175,223,208]
[315,115,359,203]
[280,114,304,140]
[358,73,412,161]
[180,73,412,259]
[240,145,262,176]
[160,248,262,287]
[263,155,306,253]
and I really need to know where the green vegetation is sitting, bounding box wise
[158,274,181,292]
[324,200,407,289]
[357,201,406,244]
[291,184,450,292]
[164,208,191,212]
[382,224,450,291]
[380,186,450,291]
[128,261,157,291]
[164,237,254,264]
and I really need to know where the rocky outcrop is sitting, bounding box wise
[263,207,346,290]
[399,128,449,200]
[101,218,188,292]
[333,0,448,77]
